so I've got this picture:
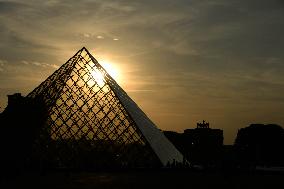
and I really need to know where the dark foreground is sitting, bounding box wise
[1,169,284,189]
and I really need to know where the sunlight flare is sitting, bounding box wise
[99,60,120,81]
[89,59,121,88]
[90,69,105,87]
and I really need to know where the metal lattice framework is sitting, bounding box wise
[27,47,183,168]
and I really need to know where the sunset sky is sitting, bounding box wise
[0,0,283,144]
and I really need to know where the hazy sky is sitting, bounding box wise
[0,0,283,144]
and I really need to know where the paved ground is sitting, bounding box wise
[1,169,284,189]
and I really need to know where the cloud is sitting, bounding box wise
[0,59,7,72]
[83,33,91,38]
[0,1,26,14]
[0,0,284,143]
[21,60,59,69]
[0,59,7,65]
[0,0,283,58]
[96,35,104,39]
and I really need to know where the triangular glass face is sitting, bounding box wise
[28,48,161,168]
[48,50,141,143]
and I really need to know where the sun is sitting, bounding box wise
[99,60,120,81]
[89,59,121,88]
[90,69,105,87]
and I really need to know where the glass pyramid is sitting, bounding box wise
[27,47,183,168]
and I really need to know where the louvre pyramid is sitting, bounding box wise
[27,47,183,167]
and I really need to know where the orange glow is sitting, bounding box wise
[99,59,121,82]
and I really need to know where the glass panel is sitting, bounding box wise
[29,48,161,168]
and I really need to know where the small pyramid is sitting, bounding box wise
[28,47,183,167]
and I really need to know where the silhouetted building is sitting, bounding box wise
[235,124,284,167]
[184,121,223,167]
[164,121,223,168]
[7,93,25,108]
[184,120,223,147]
[0,93,47,173]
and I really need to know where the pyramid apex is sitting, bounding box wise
[81,47,93,55]
[81,46,88,51]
